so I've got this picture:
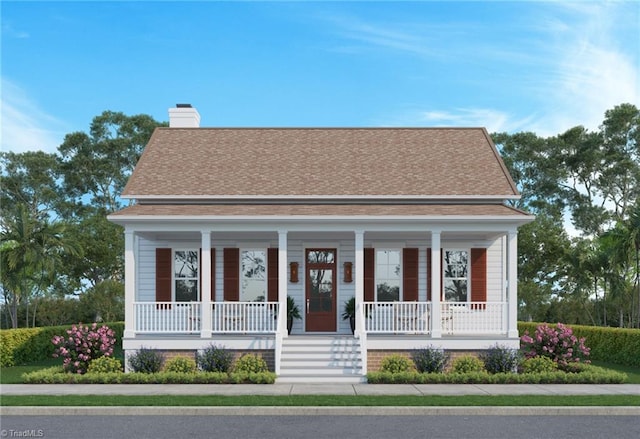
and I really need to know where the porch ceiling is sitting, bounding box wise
[137,230,507,242]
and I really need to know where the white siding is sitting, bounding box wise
[135,234,507,331]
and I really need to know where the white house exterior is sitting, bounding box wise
[108,104,534,382]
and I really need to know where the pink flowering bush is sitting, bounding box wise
[520,323,590,370]
[52,323,116,374]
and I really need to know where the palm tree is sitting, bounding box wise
[601,201,640,327]
[1,204,81,328]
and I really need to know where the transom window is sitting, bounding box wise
[375,249,401,302]
[174,250,199,302]
[241,249,266,302]
[443,250,468,302]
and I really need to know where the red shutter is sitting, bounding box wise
[403,248,418,301]
[426,249,432,301]
[364,248,375,302]
[470,248,487,309]
[267,248,278,302]
[223,248,239,301]
[156,248,172,309]
[210,248,216,301]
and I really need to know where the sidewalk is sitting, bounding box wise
[3,384,639,416]
[2,383,640,396]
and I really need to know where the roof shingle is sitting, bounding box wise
[122,128,519,198]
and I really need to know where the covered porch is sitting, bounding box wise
[110,206,529,374]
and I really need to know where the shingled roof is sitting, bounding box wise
[122,127,519,199]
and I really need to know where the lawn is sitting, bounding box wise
[2,394,639,407]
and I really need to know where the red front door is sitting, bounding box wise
[305,249,337,332]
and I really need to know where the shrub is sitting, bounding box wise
[520,322,590,369]
[380,354,414,373]
[21,367,277,384]
[196,344,234,372]
[411,346,449,373]
[233,354,268,373]
[0,322,124,368]
[521,356,558,374]
[127,348,164,373]
[88,356,123,374]
[479,344,520,374]
[451,355,485,374]
[519,322,640,367]
[365,364,626,384]
[164,356,197,374]
[51,323,116,374]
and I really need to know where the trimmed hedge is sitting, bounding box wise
[519,322,640,367]
[0,322,124,367]
[22,367,276,384]
[366,365,627,384]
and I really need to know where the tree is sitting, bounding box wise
[0,151,61,218]
[0,205,81,328]
[58,111,166,213]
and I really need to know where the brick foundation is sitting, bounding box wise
[367,349,483,372]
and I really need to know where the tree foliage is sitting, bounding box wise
[1,111,164,328]
[495,103,640,328]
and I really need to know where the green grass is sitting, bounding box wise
[591,361,640,384]
[0,357,62,384]
[1,394,639,407]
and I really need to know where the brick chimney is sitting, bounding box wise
[168,104,200,128]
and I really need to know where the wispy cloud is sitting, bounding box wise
[1,23,30,39]
[531,2,639,134]
[324,3,638,136]
[0,78,68,153]
[381,107,536,134]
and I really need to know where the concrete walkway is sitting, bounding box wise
[2,383,640,396]
[2,384,639,416]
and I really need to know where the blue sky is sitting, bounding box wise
[2,0,638,154]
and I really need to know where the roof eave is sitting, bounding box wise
[120,194,522,202]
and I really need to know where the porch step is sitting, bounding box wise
[278,336,365,384]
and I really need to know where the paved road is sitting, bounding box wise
[2,415,640,439]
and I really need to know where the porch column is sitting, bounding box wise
[200,231,212,338]
[278,230,288,337]
[430,230,442,338]
[507,230,519,338]
[354,230,365,337]
[124,229,136,338]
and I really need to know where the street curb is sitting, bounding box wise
[2,406,640,416]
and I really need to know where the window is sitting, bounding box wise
[375,250,400,302]
[443,250,468,302]
[174,250,198,302]
[241,250,266,302]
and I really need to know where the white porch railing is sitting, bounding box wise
[441,302,507,335]
[362,301,508,335]
[134,302,202,334]
[212,302,279,334]
[363,301,431,334]
[133,302,278,335]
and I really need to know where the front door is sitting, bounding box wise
[305,249,337,332]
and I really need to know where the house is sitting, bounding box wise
[108,104,534,382]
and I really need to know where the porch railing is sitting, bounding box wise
[363,301,431,334]
[132,301,279,335]
[211,302,279,334]
[441,302,507,335]
[134,302,202,334]
[362,301,507,335]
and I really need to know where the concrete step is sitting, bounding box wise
[276,375,366,384]
[279,365,361,375]
[278,336,365,383]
